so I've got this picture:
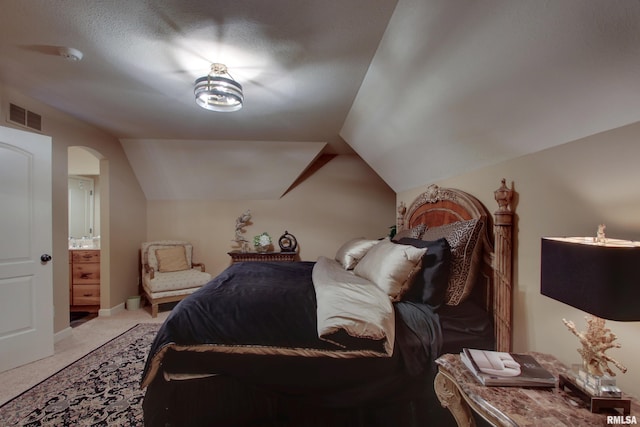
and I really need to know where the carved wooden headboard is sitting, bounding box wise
[397,179,514,352]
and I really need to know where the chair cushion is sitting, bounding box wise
[156,246,189,272]
[142,284,202,299]
[144,268,212,293]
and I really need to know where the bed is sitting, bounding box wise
[141,180,515,427]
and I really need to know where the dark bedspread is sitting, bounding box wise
[141,261,443,405]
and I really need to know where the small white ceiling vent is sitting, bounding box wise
[7,103,42,132]
[58,46,83,61]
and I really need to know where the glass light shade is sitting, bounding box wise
[194,75,243,112]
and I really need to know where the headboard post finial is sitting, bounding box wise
[397,201,406,229]
[493,178,514,352]
[494,179,513,213]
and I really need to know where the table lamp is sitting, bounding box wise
[541,229,640,413]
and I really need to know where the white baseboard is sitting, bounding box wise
[54,326,73,343]
[98,302,125,317]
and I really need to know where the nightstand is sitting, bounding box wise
[228,251,297,263]
[434,352,640,426]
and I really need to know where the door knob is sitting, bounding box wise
[40,254,52,263]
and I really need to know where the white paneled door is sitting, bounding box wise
[0,125,53,372]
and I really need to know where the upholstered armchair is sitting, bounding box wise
[141,240,212,317]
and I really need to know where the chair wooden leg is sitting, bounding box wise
[151,303,158,318]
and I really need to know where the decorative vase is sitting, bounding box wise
[253,232,272,253]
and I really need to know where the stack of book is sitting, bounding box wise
[461,348,556,387]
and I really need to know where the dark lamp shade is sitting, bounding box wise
[541,237,640,321]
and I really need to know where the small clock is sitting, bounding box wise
[278,231,298,253]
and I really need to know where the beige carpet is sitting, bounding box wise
[0,307,169,406]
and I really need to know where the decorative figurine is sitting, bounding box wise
[232,210,252,252]
[596,224,607,244]
[278,231,298,252]
[397,201,406,229]
[563,316,627,377]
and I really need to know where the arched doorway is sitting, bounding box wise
[68,146,104,323]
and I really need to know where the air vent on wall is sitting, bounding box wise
[7,103,42,132]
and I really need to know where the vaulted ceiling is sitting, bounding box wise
[2,0,639,198]
[342,0,640,192]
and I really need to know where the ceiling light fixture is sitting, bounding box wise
[194,63,243,112]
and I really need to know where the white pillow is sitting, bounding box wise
[334,237,380,270]
[354,239,427,301]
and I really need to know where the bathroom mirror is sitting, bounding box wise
[68,176,94,239]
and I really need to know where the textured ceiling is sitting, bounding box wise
[0,0,397,199]
[2,0,640,198]
[0,0,396,152]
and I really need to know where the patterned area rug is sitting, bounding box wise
[0,323,160,426]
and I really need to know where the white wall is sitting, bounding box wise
[147,154,396,277]
[398,120,640,398]
[0,82,395,332]
[0,84,147,332]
